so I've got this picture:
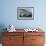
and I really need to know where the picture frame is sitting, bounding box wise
[17,7,34,20]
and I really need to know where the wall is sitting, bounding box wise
[0,0,46,30]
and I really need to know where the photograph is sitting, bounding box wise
[17,7,34,20]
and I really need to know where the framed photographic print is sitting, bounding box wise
[17,7,34,20]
